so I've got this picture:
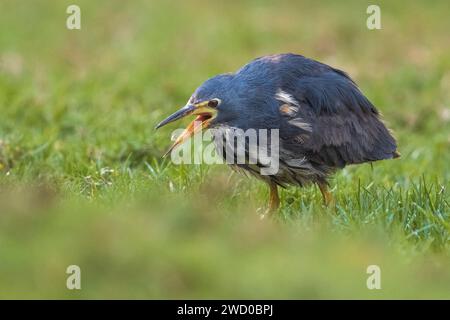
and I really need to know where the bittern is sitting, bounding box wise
[156,54,399,212]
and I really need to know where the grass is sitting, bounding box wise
[0,0,449,298]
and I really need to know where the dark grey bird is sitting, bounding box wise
[156,53,399,211]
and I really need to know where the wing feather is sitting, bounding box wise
[279,69,398,168]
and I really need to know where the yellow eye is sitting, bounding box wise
[208,99,220,108]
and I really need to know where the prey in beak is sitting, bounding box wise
[155,99,219,156]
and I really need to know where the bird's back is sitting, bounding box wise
[229,53,399,185]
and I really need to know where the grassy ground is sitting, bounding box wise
[0,0,449,298]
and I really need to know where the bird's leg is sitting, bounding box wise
[268,182,280,213]
[318,182,334,206]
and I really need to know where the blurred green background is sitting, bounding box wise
[0,0,449,298]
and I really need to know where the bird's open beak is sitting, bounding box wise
[155,101,217,156]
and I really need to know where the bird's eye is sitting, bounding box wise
[208,99,220,108]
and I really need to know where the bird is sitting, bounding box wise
[156,53,399,212]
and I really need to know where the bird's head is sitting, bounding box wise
[156,74,238,155]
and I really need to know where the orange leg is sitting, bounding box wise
[268,182,280,212]
[318,182,334,206]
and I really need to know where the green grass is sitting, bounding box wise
[0,0,449,298]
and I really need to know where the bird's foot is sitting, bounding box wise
[323,192,335,207]
[318,182,335,207]
[257,203,282,219]
[268,182,280,212]
[257,207,273,219]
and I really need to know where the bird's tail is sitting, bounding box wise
[393,150,401,158]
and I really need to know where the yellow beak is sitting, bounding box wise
[155,102,217,156]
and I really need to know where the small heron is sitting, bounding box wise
[156,54,399,212]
